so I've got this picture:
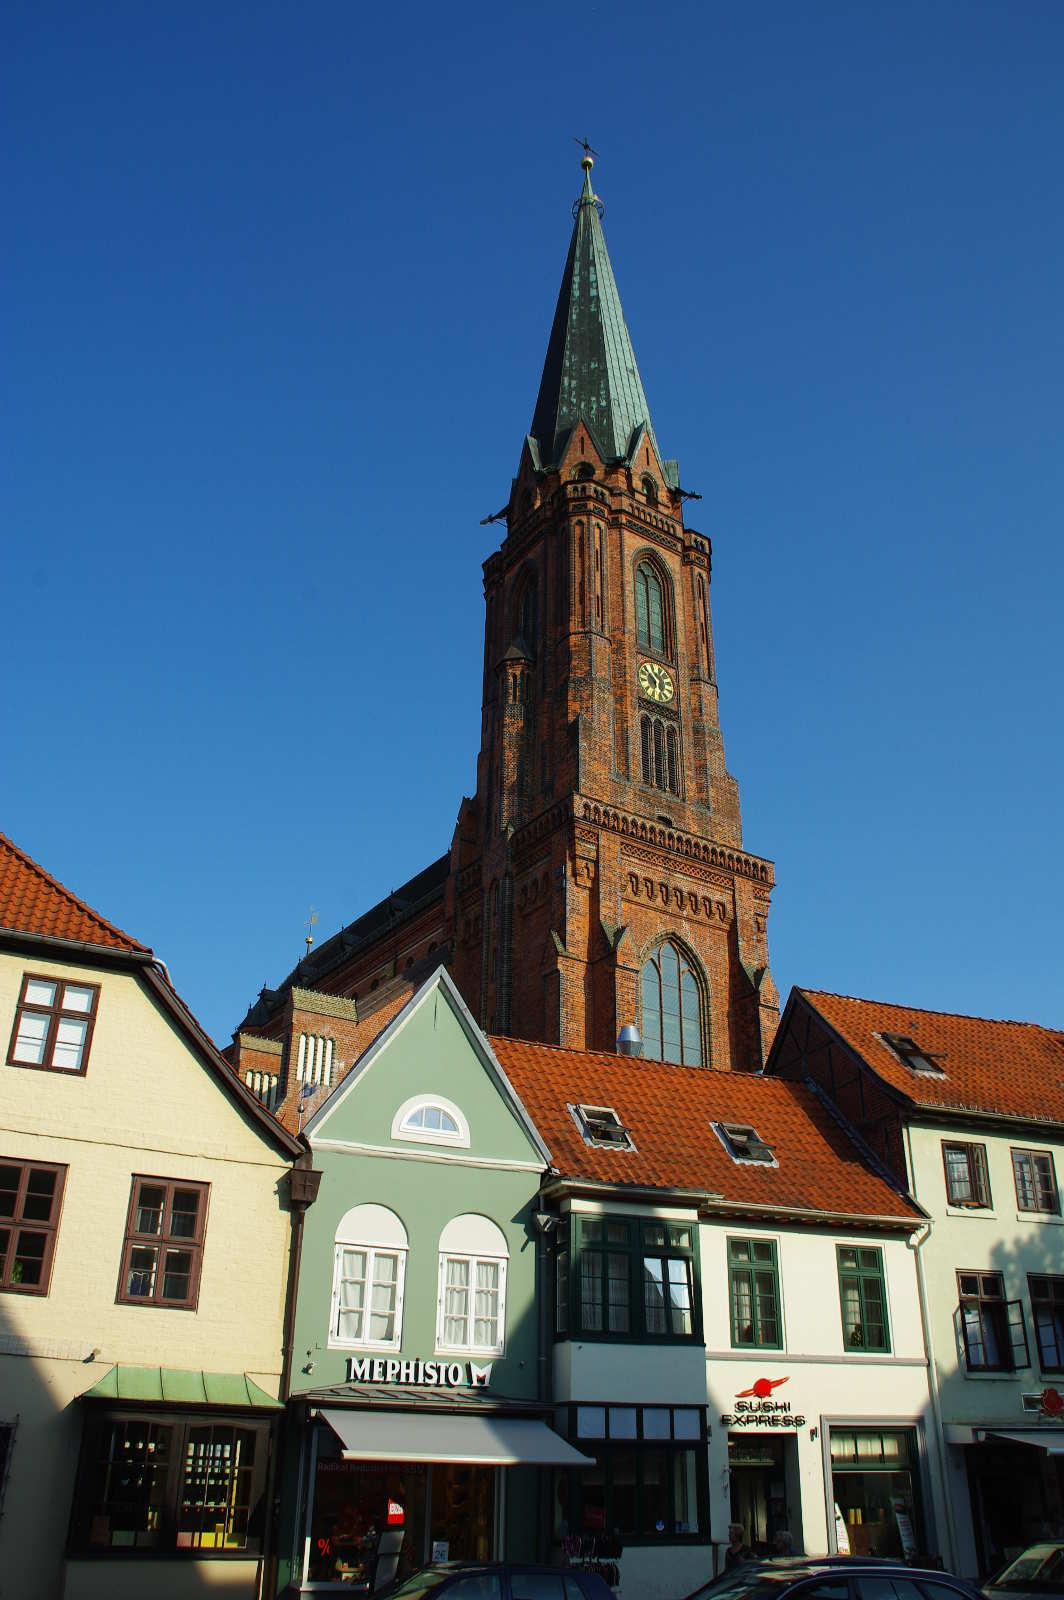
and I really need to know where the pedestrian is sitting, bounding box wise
[724,1523,752,1569]
[772,1529,793,1556]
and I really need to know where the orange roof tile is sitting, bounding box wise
[797,990,1064,1126]
[0,832,148,955]
[490,1037,920,1221]
[270,982,418,1135]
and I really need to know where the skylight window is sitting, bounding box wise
[880,1032,945,1077]
[571,1104,635,1151]
[713,1122,776,1166]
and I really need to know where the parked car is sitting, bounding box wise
[682,1557,982,1600]
[983,1543,1064,1599]
[386,1564,615,1600]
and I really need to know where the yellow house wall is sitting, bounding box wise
[0,951,293,1600]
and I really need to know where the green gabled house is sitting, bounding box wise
[276,966,590,1595]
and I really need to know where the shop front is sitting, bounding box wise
[720,1381,804,1554]
[950,1424,1064,1576]
[290,1380,592,1593]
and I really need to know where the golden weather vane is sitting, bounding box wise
[305,907,317,954]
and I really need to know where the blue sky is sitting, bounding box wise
[4,1,1063,1043]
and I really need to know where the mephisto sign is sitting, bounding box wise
[345,1356,493,1388]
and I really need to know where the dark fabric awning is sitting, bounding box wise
[984,1428,1064,1456]
[319,1408,593,1467]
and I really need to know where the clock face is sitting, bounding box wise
[638,660,675,704]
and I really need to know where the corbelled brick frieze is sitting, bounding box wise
[575,795,774,885]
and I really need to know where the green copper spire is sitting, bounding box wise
[530,153,659,467]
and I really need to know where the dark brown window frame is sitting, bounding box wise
[956,1269,1030,1372]
[0,1158,67,1295]
[68,1407,272,1557]
[116,1176,209,1310]
[942,1140,992,1208]
[7,972,100,1076]
[1029,1274,1064,1373]
[1011,1147,1059,1214]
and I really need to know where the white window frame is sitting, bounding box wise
[435,1214,509,1357]
[391,1093,470,1148]
[328,1205,408,1352]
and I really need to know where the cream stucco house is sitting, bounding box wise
[0,832,305,1600]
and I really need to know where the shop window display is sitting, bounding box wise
[306,1431,495,1587]
[308,1448,427,1589]
[553,1403,707,1543]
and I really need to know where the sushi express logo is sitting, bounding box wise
[721,1376,806,1430]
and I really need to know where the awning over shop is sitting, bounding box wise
[983,1429,1064,1455]
[83,1366,282,1409]
[319,1407,594,1467]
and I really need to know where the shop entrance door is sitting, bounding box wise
[429,1464,495,1563]
[729,1437,789,1553]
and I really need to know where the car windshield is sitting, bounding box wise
[990,1545,1064,1591]
[388,1570,454,1600]
[686,1565,835,1600]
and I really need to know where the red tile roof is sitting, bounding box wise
[490,1037,920,1221]
[270,983,417,1134]
[0,831,148,955]
[797,990,1064,1126]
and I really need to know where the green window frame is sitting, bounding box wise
[554,1402,709,1545]
[728,1237,782,1349]
[836,1245,890,1352]
[556,1217,701,1343]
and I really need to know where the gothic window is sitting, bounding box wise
[513,572,538,651]
[640,714,680,794]
[641,942,704,1067]
[635,562,667,654]
[642,475,658,505]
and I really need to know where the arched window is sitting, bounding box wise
[513,572,538,649]
[641,942,704,1067]
[437,1214,509,1356]
[392,1094,469,1148]
[640,714,680,794]
[642,475,658,505]
[329,1204,408,1350]
[635,562,666,654]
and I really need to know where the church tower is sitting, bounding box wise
[228,154,777,1094]
[448,154,778,1071]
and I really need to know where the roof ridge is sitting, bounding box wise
[798,987,1058,1034]
[0,830,149,954]
[491,1035,806,1091]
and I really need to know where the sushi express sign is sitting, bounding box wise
[721,1377,806,1430]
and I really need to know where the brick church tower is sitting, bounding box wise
[447,152,777,1070]
[229,155,777,1096]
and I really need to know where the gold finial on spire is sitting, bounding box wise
[575,135,597,170]
[573,137,601,207]
[305,906,317,954]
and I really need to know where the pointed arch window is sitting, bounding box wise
[641,942,704,1067]
[635,563,666,654]
[513,571,538,651]
[640,715,680,794]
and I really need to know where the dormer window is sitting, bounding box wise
[713,1122,776,1166]
[572,1104,634,1151]
[392,1095,470,1148]
[880,1032,945,1077]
